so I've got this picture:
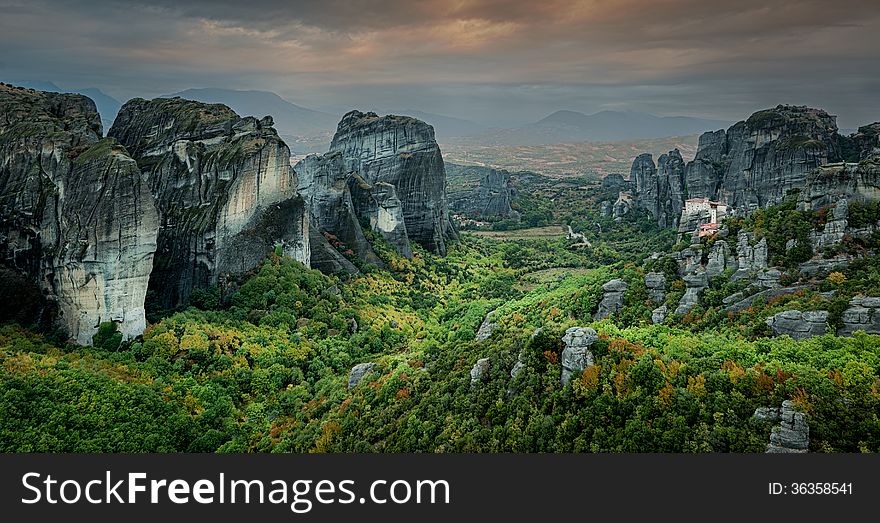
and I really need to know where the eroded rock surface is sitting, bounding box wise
[560,327,597,386]
[766,310,828,340]
[0,84,158,344]
[594,279,627,320]
[109,97,308,309]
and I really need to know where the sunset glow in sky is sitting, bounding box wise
[1,0,878,126]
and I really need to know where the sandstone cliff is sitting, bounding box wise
[632,149,686,228]
[109,97,309,309]
[448,164,519,220]
[632,105,855,229]
[296,110,456,269]
[0,83,158,344]
[328,110,457,255]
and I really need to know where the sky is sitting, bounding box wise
[1,0,878,127]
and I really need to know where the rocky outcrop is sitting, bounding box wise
[295,152,382,271]
[732,231,768,281]
[758,401,810,453]
[675,272,708,315]
[718,106,840,211]
[705,240,733,279]
[0,83,158,345]
[560,327,597,386]
[644,272,667,304]
[837,296,880,336]
[475,310,499,341]
[476,169,519,220]
[632,150,686,228]
[109,97,309,309]
[470,357,490,385]
[810,198,848,252]
[651,304,668,325]
[594,279,627,320]
[766,310,828,340]
[633,105,850,229]
[348,362,377,389]
[685,129,726,200]
[724,285,810,314]
[329,111,457,255]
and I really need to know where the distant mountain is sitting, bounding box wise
[464,109,730,146]
[5,81,121,131]
[383,109,487,139]
[166,88,338,146]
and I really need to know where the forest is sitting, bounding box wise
[3,196,879,453]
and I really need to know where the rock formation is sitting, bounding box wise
[0,83,158,345]
[732,231,768,281]
[675,272,708,315]
[631,150,686,228]
[757,401,810,453]
[594,279,627,320]
[632,105,855,228]
[684,129,727,200]
[651,304,668,325]
[470,357,490,385]
[109,97,309,309]
[294,152,384,271]
[348,362,377,389]
[810,198,849,252]
[475,310,499,341]
[467,168,519,220]
[837,296,880,336]
[766,310,828,340]
[705,240,733,279]
[644,272,667,303]
[560,327,597,386]
[328,110,457,255]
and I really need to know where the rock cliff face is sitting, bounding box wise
[766,310,828,340]
[297,111,457,268]
[329,110,457,255]
[294,152,382,271]
[837,296,880,336]
[631,149,686,228]
[632,105,849,228]
[109,97,308,309]
[0,84,158,344]
[718,106,840,211]
[560,327,597,386]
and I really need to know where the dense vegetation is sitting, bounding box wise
[3,197,879,452]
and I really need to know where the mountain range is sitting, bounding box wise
[456,110,731,146]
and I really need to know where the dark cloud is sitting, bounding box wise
[1,0,878,127]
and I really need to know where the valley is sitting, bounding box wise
[1,83,880,454]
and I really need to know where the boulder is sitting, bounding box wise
[810,198,848,251]
[674,271,708,315]
[470,358,490,385]
[766,401,810,453]
[651,304,668,325]
[766,310,828,340]
[475,310,499,341]
[732,231,768,281]
[560,327,598,386]
[705,240,732,279]
[594,279,627,320]
[837,296,880,336]
[348,362,377,389]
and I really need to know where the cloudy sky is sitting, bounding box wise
[1,0,878,127]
